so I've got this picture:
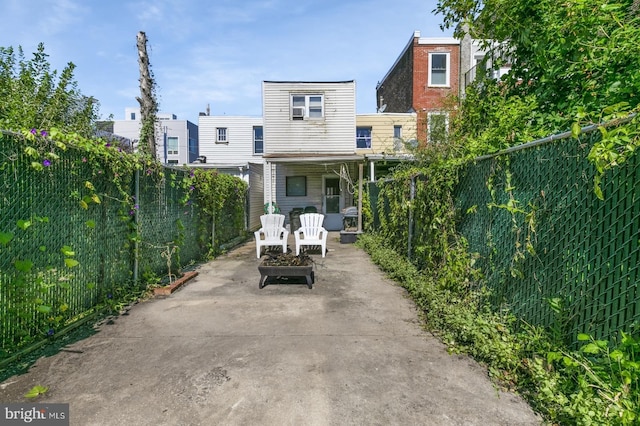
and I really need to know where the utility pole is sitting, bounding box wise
[136,31,158,157]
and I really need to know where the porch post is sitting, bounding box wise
[358,163,363,232]
[266,161,274,212]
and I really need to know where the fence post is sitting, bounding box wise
[133,169,140,284]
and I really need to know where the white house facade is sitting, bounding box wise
[196,115,264,182]
[261,81,364,231]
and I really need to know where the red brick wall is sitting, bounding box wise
[377,36,461,144]
[412,41,459,142]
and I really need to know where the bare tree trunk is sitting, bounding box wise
[136,31,158,157]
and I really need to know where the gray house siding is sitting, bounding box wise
[273,163,357,231]
[112,108,197,165]
[262,81,356,154]
[198,116,263,166]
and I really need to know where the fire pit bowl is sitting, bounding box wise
[258,253,315,289]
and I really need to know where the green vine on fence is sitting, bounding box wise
[573,105,640,200]
[0,128,156,354]
[181,168,248,256]
[486,160,538,278]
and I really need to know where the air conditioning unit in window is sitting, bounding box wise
[292,107,305,119]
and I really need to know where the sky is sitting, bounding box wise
[1,0,454,124]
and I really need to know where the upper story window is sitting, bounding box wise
[216,127,228,144]
[393,125,403,150]
[130,112,136,120]
[291,94,324,120]
[167,136,179,155]
[428,52,450,87]
[393,125,402,139]
[356,127,372,149]
[253,126,264,154]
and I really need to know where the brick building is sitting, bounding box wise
[376,31,461,144]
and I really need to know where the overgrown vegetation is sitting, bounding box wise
[351,1,640,423]
[185,168,249,257]
[358,227,639,424]
[0,43,99,136]
[0,44,247,362]
[436,0,640,162]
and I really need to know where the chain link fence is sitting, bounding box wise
[454,127,639,342]
[372,123,639,344]
[0,131,246,360]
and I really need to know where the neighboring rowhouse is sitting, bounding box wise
[195,114,265,230]
[376,31,460,144]
[377,30,512,145]
[195,114,264,182]
[259,81,364,232]
[355,112,417,182]
[112,107,199,165]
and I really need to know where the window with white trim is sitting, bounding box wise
[253,126,263,154]
[167,136,178,155]
[291,94,324,120]
[428,52,450,87]
[356,127,372,149]
[216,127,228,144]
[427,112,449,144]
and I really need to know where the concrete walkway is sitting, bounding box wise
[0,233,542,425]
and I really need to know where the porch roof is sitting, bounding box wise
[262,153,365,163]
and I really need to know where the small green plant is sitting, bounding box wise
[24,385,49,398]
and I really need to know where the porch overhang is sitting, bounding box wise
[364,153,415,161]
[262,153,365,164]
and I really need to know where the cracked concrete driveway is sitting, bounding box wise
[0,233,543,425]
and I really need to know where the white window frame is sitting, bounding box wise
[428,52,450,87]
[427,112,449,144]
[356,126,372,149]
[216,127,228,144]
[291,94,324,120]
[253,126,263,154]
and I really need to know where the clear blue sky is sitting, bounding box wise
[2,0,453,124]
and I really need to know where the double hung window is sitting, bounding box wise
[216,127,228,144]
[291,94,324,120]
[253,126,263,154]
[429,52,450,87]
[356,127,372,149]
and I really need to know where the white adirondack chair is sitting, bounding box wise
[254,214,289,258]
[294,213,328,257]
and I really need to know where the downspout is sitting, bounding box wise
[266,161,274,213]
